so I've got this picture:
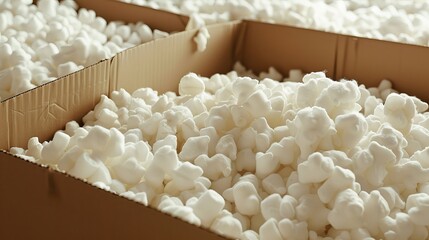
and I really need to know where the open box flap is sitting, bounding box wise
[236,20,339,78]
[0,60,110,150]
[111,21,242,94]
[340,36,429,103]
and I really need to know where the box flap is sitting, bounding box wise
[340,37,429,102]
[0,151,226,240]
[112,21,242,94]
[237,20,339,78]
[76,0,189,32]
[0,60,110,150]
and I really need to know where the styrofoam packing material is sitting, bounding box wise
[15,62,429,239]
[124,0,429,47]
[0,0,169,101]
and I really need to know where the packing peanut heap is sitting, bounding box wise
[13,63,429,240]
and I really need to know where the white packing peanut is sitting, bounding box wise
[194,154,232,181]
[233,181,261,216]
[189,189,225,228]
[260,193,282,221]
[194,26,210,52]
[296,194,330,233]
[153,29,169,39]
[39,131,70,165]
[259,218,282,240]
[297,152,335,184]
[317,166,356,204]
[179,135,210,162]
[210,211,243,239]
[328,189,365,230]
[261,174,286,195]
[278,219,309,240]
[111,156,145,186]
[164,162,203,195]
[162,205,201,226]
[255,152,278,179]
[215,134,237,160]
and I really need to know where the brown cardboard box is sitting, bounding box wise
[0,0,189,159]
[2,19,429,239]
[0,0,189,107]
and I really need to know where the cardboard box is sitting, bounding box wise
[0,0,189,102]
[2,19,429,239]
[0,0,189,153]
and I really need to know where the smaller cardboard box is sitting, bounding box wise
[0,0,189,101]
[0,0,190,150]
[2,20,429,239]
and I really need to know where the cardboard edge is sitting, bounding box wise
[76,0,189,32]
[116,0,190,30]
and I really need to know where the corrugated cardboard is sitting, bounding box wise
[236,21,339,79]
[2,19,429,239]
[0,60,110,154]
[111,21,242,94]
[340,36,429,101]
[0,0,189,153]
